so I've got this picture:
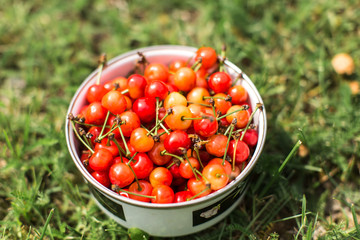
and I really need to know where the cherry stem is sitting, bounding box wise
[231,73,244,87]
[187,101,213,108]
[96,53,107,85]
[114,186,156,199]
[147,112,169,136]
[194,148,204,169]
[70,121,94,154]
[232,137,239,171]
[126,158,142,191]
[240,103,262,141]
[160,150,184,163]
[155,98,160,135]
[121,89,129,95]
[110,137,126,157]
[184,154,199,180]
[222,123,235,166]
[216,105,249,121]
[116,125,131,157]
[72,120,111,128]
[186,185,211,201]
[181,115,214,122]
[98,111,111,139]
[191,57,202,70]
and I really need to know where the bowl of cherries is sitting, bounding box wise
[65,45,267,237]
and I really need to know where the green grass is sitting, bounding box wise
[1,0,359,239]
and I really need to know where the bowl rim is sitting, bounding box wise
[65,44,267,209]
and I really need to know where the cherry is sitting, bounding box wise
[208,72,232,94]
[118,111,141,137]
[85,102,107,125]
[163,130,191,155]
[123,153,154,179]
[225,105,250,129]
[202,163,229,191]
[179,157,200,179]
[109,162,135,188]
[119,189,130,198]
[187,177,211,199]
[166,160,182,179]
[128,180,153,202]
[145,80,169,100]
[86,84,107,103]
[193,113,218,137]
[174,190,193,203]
[132,97,156,123]
[149,167,173,187]
[94,138,119,157]
[91,171,111,188]
[228,85,248,105]
[144,63,169,83]
[195,67,208,89]
[130,127,155,153]
[207,158,232,177]
[164,92,187,110]
[148,142,172,166]
[188,104,206,118]
[205,134,228,157]
[173,67,196,92]
[213,93,232,115]
[186,87,210,105]
[101,90,127,115]
[87,126,102,146]
[169,59,187,72]
[164,105,193,130]
[242,128,258,147]
[89,148,113,171]
[151,185,175,204]
[166,83,178,93]
[128,74,147,99]
[195,46,217,69]
[227,140,250,164]
[104,76,128,93]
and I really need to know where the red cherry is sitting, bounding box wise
[85,102,107,125]
[103,76,128,93]
[174,190,193,203]
[169,59,187,72]
[163,130,191,155]
[151,185,175,204]
[130,127,155,153]
[228,85,248,105]
[145,80,169,100]
[144,63,169,83]
[109,162,135,188]
[132,97,156,123]
[208,72,232,93]
[123,153,154,179]
[118,111,141,137]
[89,148,113,171]
[94,138,119,157]
[205,134,228,157]
[187,177,211,199]
[86,84,107,103]
[193,113,218,137]
[91,171,111,187]
[227,140,250,164]
[173,67,196,92]
[202,163,229,191]
[101,90,127,115]
[128,180,153,202]
[149,167,173,187]
[179,157,200,179]
[128,74,147,99]
[195,46,217,69]
[242,129,258,148]
[87,126,102,146]
[148,142,172,166]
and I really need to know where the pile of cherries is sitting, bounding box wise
[69,46,262,204]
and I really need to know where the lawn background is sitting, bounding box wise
[1,0,359,239]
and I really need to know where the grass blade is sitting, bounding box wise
[39,208,55,240]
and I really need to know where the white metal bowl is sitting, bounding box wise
[65,45,267,237]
